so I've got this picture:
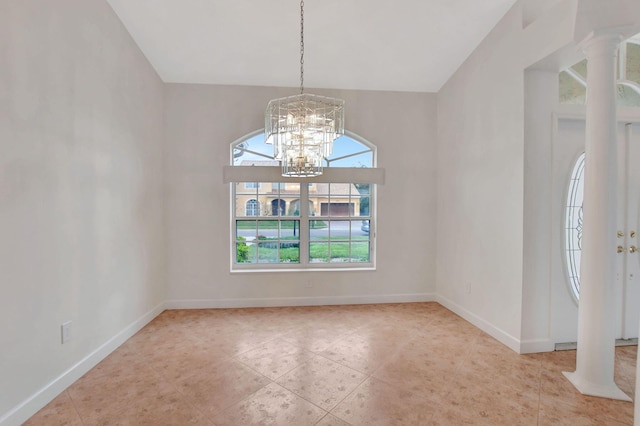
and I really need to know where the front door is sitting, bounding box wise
[616,122,640,339]
[553,118,640,342]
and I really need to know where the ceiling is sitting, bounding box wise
[106,0,519,93]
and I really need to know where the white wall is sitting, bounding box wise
[437,0,640,353]
[521,69,558,352]
[436,5,526,350]
[0,0,166,423]
[164,84,438,306]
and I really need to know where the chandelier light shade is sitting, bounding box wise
[265,93,345,177]
[265,0,345,177]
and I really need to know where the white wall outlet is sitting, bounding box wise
[61,321,72,344]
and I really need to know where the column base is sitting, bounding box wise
[563,371,632,402]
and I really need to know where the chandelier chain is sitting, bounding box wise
[300,0,304,94]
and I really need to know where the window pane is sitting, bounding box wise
[351,242,370,262]
[280,220,300,238]
[327,151,373,168]
[325,135,373,168]
[354,183,370,217]
[236,239,255,263]
[351,195,369,217]
[309,242,329,263]
[258,220,277,237]
[236,221,257,264]
[279,241,300,263]
[329,220,350,239]
[618,84,640,107]
[354,219,370,237]
[627,43,640,85]
[236,220,257,239]
[559,71,586,105]
[310,220,329,240]
[257,241,278,263]
[328,241,350,262]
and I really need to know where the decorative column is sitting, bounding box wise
[563,31,631,401]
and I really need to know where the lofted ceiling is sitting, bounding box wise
[106,0,519,93]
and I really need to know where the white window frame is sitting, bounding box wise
[227,130,384,272]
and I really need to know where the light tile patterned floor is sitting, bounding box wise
[25,303,637,425]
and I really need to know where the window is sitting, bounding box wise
[230,131,377,271]
[559,34,640,107]
[245,199,261,216]
[565,153,585,300]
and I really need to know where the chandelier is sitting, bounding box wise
[265,0,345,177]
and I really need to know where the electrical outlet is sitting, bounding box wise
[61,321,72,344]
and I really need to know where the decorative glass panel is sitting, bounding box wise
[565,153,585,299]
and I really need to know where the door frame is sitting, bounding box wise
[550,107,640,344]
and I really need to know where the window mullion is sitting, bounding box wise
[299,183,309,264]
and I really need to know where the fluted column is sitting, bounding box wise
[562,31,631,401]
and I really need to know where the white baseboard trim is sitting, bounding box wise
[165,293,436,310]
[436,295,522,353]
[520,338,556,354]
[0,303,166,426]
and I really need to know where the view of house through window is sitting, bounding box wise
[231,132,375,270]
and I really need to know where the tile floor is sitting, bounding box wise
[25,303,637,425]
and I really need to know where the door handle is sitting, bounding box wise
[630,246,637,253]
[618,245,626,253]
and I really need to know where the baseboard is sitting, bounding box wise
[0,303,166,426]
[520,338,556,354]
[436,294,522,353]
[165,293,436,310]
[555,338,639,351]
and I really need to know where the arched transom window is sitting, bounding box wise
[560,34,640,106]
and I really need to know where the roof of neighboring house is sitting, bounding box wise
[239,160,279,167]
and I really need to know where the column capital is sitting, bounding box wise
[578,27,634,56]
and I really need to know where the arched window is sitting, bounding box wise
[559,34,640,106]
[565,153,585,300]
[271,199,286,216]
[228,131,380,270]
[246,199,260,216]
